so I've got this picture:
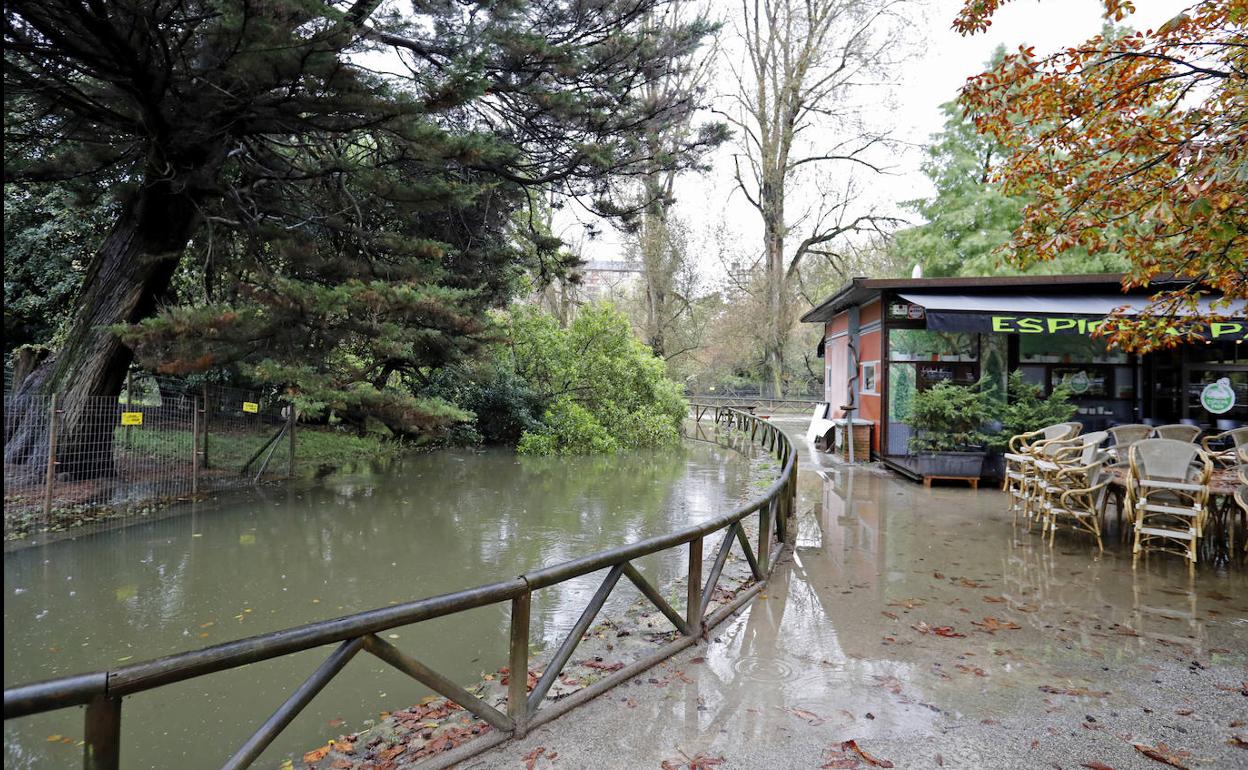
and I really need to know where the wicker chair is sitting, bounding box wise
[1035,432,1109,543]
[1153,424,1202,443]
[1200,426,1248,467]
[1127,439,1212,563]
[1048,461,1115,551]
[1108,424,1152,463]
[1003,422,1083,526]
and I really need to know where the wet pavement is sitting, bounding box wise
[469,418,1248,769]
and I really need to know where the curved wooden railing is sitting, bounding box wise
[3,407,797,770]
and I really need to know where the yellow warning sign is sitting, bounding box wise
[242,401,259,414]
[121,412,143,426]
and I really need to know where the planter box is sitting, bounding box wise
[981,452,1005,483]
[916,451,985,487]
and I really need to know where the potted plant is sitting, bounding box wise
[980,371,1079,480]
[908,380,992,479]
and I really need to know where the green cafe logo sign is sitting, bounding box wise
[990,316,1246,338]
[1064,371,1091,394]
[1200,378,1236,415]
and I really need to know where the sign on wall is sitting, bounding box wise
[120,412,143,426]
[1200,378,1236,415]
[242,401,259,413]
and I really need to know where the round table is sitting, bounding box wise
[1108,465,1243,561]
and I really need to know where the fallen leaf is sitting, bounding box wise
[881,611,899,620]
[983,596,1007,603]
[1228,735,1248,749]
[1132,743,1189,769]
[1039,685,1110,698]
[841,739,894,768]
[972,617,1022,634]
[780,706,825,725]
[912,622,966,638]
[1081,763,1115,770]
[958,578,989,588]
[523,746,547,770]
[302,745,331,763]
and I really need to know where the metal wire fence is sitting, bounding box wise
[3,373,294,540]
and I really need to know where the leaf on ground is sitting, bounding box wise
[983,596,1007,603]
[584,659,625,672]
[957,578,989,588]
[912,622,966,638]
[661,752,724,769]
[955,664,987,677]
[887,598,924,609]
[302,744,331,763]
[1228,735,1248,749]
[779,706,825,725]
[972,617,1021,634]
[1039,685,1110,697]
[841,739,894,768]
[882,611,899,620]
[1133,743,1189,769]
[523,746,547,770]
[1081,763,1116,770]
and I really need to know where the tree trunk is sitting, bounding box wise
[762,186,787,399]
[5,181,201,480]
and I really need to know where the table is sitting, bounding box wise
[1108,466,1243,560]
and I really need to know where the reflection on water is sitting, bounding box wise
[4,439,757,769]
[475,417,1246,768]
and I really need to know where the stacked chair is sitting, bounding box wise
[1236,447,1248,553]
[1003,422,1082,528]
[1201,426,1248,467]
[1035,432,1113,550]
[1108,424,1152,464]
[1126,439,1212,564]
[1153,424,1202,443]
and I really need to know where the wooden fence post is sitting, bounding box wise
[191,397,200,495]
[200,383,210,469]
[43,393,59,518]
[287,404,296,477]
[123,370,132,450]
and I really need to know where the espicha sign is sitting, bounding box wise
[925,312,1247,340]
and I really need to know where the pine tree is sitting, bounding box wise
[3,0,720,477]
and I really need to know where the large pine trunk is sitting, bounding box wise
[5,181,200,480]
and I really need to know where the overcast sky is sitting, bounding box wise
[565,0,1192,283]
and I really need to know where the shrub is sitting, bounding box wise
[908,380,993,452]
[503,304,687,455]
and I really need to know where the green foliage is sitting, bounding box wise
[503,304,687,455]
[3,185,112,350]
[893,95,1127,278]
[4,0,721,439]
[908,380,994,452]
[422,365,545,446]
[998,371,1079,439]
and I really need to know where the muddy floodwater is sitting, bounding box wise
[3,434,760,769]
[475,417,1248,770]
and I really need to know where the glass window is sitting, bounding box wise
[1019,334,1127,364]
[888,329,978,362]
[861,361,878,394]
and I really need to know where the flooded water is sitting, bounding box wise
[3,433,759,769]
[475,417,1248,770]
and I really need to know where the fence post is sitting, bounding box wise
[191,397,200,495]
[83,694,121,770]
[200,383,210,469]
[508,591,531,737]
[686,537,703,636]
[42,393,59,518]
[123,370,132,450]
[287,404,297,477]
